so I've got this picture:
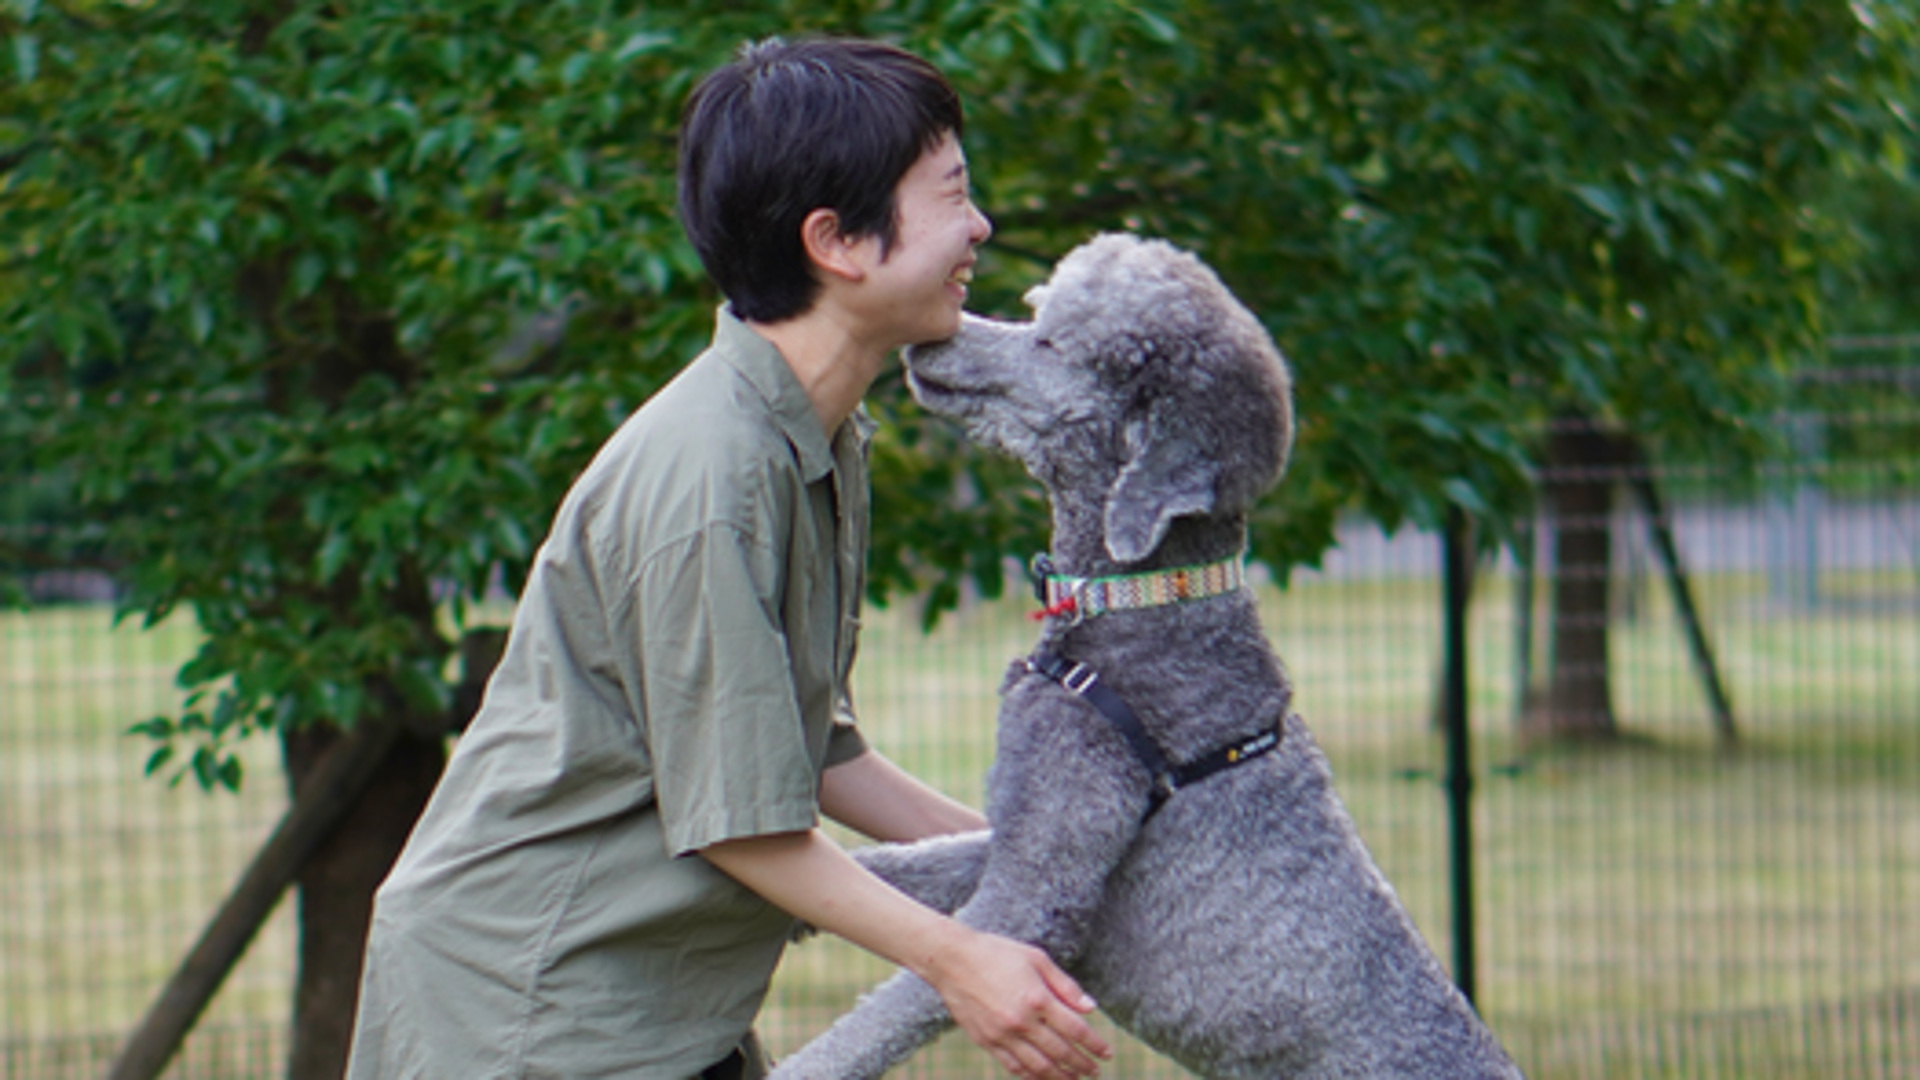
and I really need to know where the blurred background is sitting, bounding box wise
[4,1,1917,1077]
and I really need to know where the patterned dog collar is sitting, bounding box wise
[1030,552,1247,623]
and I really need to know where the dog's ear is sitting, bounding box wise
[1105,407,1218,563]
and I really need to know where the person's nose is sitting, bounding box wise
[969,201,994,245]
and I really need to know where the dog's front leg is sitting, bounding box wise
[770,835,995,1078]
[772,691,1140,1079]
[766,967,951,1080]
[852,829,991,915]
[789,830,991,945]
[769,835,994,1079]
[954,680,1149,962]
[769,834,1116,1080]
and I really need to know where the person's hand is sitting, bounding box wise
[923,924,1112,1079]
[697,830,1109,1076]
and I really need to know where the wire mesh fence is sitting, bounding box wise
[3,370,1916,1078]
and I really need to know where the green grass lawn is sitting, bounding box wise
[3,565,1917,1078]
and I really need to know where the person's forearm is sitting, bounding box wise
[820,749,988,842]
[700,829,1110,1077]
[699,829,967,977]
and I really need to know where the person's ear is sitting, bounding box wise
[800,208,867,284]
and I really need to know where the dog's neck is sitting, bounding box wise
[1035,506,1263,660]
[1045,501,1248,580]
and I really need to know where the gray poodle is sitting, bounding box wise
[772,234,1523,1079]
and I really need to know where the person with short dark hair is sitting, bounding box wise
[345,37,1113,1080]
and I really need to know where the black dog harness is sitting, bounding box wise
[1026,649,1283,821]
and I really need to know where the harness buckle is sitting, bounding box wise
[1060,661,1099,694]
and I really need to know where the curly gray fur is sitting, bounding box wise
[772,234,1523,1079]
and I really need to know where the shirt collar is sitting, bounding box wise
[711,306,866,483]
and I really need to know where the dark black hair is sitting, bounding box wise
[677,37,965,323]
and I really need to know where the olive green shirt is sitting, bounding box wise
[348,308,873,1079]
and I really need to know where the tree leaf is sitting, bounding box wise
[11,32,36,85]
[1572,184,1623,223]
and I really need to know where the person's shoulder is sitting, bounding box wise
[618,354,793,477]
[569,359,801,538]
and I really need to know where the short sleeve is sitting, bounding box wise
[635,524,822,856]
[824,721,868,768]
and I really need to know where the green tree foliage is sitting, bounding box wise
[1825,168,1920,336]
[4,0,1915,765]
[8,0,729,780]
[979,0,1916,554]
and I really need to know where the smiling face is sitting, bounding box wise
[844,131,994,349]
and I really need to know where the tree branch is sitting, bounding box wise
[106,720,403,1080]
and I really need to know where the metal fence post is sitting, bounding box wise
[1441,505,1477,1004]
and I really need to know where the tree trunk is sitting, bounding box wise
[1524,414,1624,742]
[280,724,445,1080]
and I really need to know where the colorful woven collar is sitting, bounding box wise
[1029,551,1247,624]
